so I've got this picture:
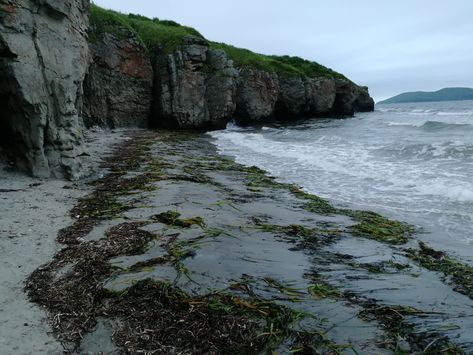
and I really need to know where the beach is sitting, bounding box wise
[10,129,472,354]
[0,129,129,354]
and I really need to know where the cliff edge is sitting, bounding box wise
[0,3,374,178]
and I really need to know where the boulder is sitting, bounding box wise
[0,0,90,178]
[83,27,153,128]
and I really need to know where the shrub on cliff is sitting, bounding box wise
[210,42,346,79]
[89,5,346,79]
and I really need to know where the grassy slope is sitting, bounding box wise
[89,4,346,79]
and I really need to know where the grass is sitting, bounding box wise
[89,4,204,53]
[89,5,346,79]
[211,42,346,79]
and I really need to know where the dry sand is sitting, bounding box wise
[0,128,133,354]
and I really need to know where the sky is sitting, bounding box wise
[93,0,473,102]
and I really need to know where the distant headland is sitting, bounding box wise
[378,87,473,104]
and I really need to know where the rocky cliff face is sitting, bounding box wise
[152,37,237,130]
[234,68,279,123]
[83,27,152,128]
[0,4,374,178]
[151,39,373,128]
[0,0,90,178]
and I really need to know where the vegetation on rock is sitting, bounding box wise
[89,4,346,79]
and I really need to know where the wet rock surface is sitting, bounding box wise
[83,27,153,128]
[0,0,90,178]
[26,130,473,354]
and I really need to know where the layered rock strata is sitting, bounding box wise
[0,0,90,178]
[83,27,153,128]
[151,37,238,130]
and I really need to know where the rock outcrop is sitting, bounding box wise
[0,0,90,178]
[333,80,374,115]
[234,68,370,124]
[0,3,375,178]
[152,37,238,130]
[305,78,337,115]
[151,39,373,128]
[83,27,153,128]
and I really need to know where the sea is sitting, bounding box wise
[210,100,473,262]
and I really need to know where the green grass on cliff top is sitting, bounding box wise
[210,42,346,79]
[89,4,346,79]
[89,5,205,53]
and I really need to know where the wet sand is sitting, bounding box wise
[4,130,473,354]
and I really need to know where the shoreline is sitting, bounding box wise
[0,129,130,354]
[3,129,473,353]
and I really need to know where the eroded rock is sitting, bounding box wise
[0,0,90,178]
[234,68,279,123]
[152,37,237,130]
[83,27,153,128]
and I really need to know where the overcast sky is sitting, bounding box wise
[93,0,473,101]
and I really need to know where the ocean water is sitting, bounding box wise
[209,100,473,261]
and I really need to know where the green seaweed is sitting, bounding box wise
[72,194,129,220]
[345,210,415,245]
[406,242,473,299]
[289,186,338,215]
[152,210,206,228]
[308,283,342,299]
[263,277,305,301]
[254,219,339,248]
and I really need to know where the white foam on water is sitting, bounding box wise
[210,101,473,251]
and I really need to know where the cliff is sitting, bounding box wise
[0,0,90,178]
[378,87,473,104]
[0,3,374,178]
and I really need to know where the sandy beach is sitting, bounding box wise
[0,129,130,354]
[11,130,472,354]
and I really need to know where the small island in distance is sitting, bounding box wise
[378,87,473,104]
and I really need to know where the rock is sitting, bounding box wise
[332,79,374,115]
[152,37,237,130]
[83,27,153,128]
[274,76,307,119]
[305,78,337,115]
[353,86,375,112]
[0,3,376,179]
[0,0,90,179]
[332,80,359,115]
[234,68,279,124]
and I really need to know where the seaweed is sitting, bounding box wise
[26,130,469,353]
[406,242,473,299]
[290,186,338,215]
[344,210,415,245]
[253,219,340,248]
[151,210,206,228]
